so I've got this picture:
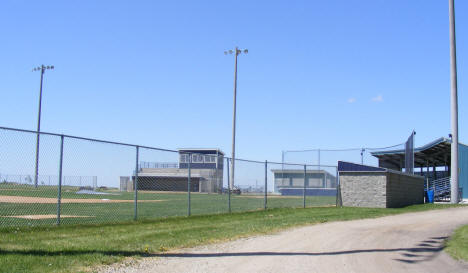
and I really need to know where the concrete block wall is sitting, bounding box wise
[339,170,424,208]
[340,172,387,208]
[386,171,424,208]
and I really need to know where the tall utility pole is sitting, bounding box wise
[448,0,459,203]
[224,47,248,190]
[32,65,54,188]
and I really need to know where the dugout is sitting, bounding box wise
[135,176,200,192]
[271,169,337,196]
[338,161,424,208]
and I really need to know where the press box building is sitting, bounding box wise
[121,149,224,193]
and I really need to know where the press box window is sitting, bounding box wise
[180,154,190,163]
[205,155,216,163]
[192,154,204,163]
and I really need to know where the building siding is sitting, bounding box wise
[459,143,468,199]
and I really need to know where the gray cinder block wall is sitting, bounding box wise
[339,170,424,208]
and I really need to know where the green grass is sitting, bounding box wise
[445,224,468,261]
[0,184,335,227]
[0,203,464,273]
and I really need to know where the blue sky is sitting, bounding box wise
[1,0,467,165]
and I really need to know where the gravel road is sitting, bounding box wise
[100,207,468,273]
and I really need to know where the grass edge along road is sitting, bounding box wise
[0,204,465,273]
[446,224,468,262]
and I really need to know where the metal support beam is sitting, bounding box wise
[426,160,430,180]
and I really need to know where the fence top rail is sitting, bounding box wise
[0,126,177,153]
[227,156,337,168]
[0,126,338,168]
[283,143,405,153]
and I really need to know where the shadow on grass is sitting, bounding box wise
[0,236,449,267]
[0,247,444,257]
[0,240,446,264]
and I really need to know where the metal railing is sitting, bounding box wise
[139,162,178,169]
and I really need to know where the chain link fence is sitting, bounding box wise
[0,126,339,227]
[282,143,406,170]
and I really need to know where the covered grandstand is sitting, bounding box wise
[371,137,468,200]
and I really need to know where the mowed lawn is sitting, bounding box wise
[446,224,468,262]
[0,184,335,227]
[0,204,464,273]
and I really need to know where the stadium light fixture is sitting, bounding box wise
[32,64,54,188]
[225,47,248,190]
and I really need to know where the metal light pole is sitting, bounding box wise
[32,65,54,188]
[448,0,459,203]
[224,47,248,190]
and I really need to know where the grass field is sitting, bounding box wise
[0,204,464,273]
[0,184,335,227]
[445,224,468,262]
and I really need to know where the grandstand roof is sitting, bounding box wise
[370,137,461,168]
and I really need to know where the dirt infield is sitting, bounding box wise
[0,195,164,204]
[4,214,94,219]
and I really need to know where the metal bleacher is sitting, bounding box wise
[424,176,463,202]
[425,176,451,201]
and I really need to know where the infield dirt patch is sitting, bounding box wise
[0,195,164,204]
[236,195,301,199]
[4,214,94,219]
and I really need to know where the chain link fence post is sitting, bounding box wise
[303,165,306,208]
[56,135,64,226]
[336,167,342,207]
[264,160,267,210]
[335,167,338,207]
[134,146,139,221]
[188,153,191,216]
[226,157,231,213]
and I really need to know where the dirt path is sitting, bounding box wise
[101,207,468,273]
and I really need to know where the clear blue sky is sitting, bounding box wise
[1,0,467,165]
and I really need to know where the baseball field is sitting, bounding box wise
[0,183,336,227]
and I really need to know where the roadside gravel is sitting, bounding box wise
[100,207,468,273]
